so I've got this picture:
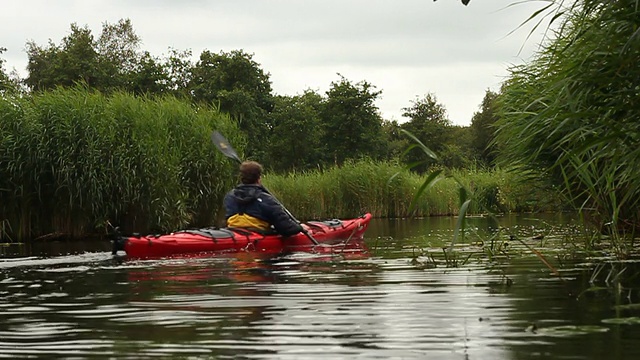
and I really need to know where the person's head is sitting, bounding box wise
[239,161,263,184]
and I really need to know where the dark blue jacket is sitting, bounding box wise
[223,184,303,237]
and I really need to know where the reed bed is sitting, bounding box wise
[263,160,553,220]
[0,87,240,242]
[495,1,640,252]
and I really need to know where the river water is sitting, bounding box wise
[1,214,639,359]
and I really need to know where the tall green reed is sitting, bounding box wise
[0,86,239,241]
[263,156,551,220]
[0,95,42,240]
[496,0,640,254]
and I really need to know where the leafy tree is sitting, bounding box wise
[128,51,169,95]
[381,119,407,160]
[441,126,473,169]
[401,93,451,147]
[0,47,12,93]
[163,48,194,99]
[189,49,274,161]
[400,93,452,171]
[25,19,170,95]
[96,18,141,75]
[95,19,170,95]
[470,89,499,166]
[267,90,325,172]
[26,23,101,91]
[320,75,386,165]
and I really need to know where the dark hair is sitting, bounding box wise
[239,161,263,184]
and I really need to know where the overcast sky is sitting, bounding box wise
[1,0,547,126]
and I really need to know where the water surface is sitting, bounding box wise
[1,214,639,359]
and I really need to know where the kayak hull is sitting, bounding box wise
[113,213,372,259]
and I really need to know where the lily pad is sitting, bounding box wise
[613,303,640,311]
[535,325,610,336]
[601,317,640,325]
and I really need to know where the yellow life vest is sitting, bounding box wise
[227,213,270,231]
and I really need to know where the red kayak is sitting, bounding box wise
[112,213,372,259]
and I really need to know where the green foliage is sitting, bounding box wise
[470,89,499,166]
[381,119,407,160]
[496,0,640,243]
[0,48,13,93]
[267,90,325,172]
[127,51,170,95]
[320,75,387,164]
[163,48,194,98]
[399,93,455,172]
[401,93,450,138]
[440,127,474,169]
[266,77,402,172]
[0,87,239,242]
[96,18,141,74]
[25,19,170,96]
[26,23,101,91]
[189,49,274,161]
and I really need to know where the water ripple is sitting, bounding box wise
[1,231,639,359]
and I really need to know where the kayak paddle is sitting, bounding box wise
[211,131,321,246]
[211,131,242,164]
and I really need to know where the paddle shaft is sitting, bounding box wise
[211,131,320,245]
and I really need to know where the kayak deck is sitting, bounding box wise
[113,213,372,259]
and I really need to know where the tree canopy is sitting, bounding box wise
[25,19,168,96]
[399,93,451,171]
[267,90,325,172]
[320,75,387,165]
[470,89,499,166]
[189,49,274,161]
[0,48,11,92]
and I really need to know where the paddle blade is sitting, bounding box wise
[211,131,242,163]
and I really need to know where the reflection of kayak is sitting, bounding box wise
[126,238,371,291]
[112,213,372,259]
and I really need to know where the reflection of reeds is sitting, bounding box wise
[0,87,240,242]
[262,158,552,220]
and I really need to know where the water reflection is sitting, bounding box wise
[1,215,639,359]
